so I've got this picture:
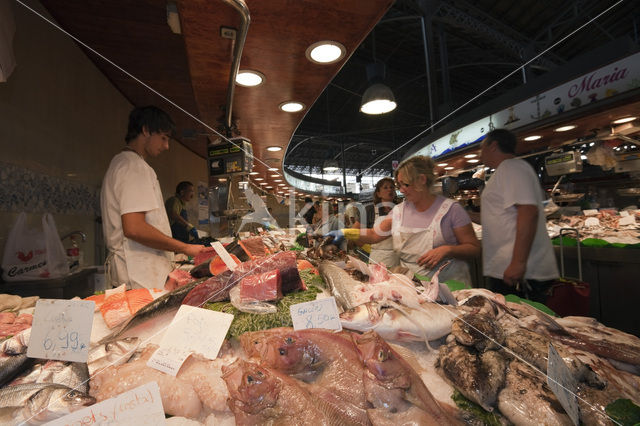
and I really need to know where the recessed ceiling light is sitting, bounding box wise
[235,70,265,87]
[265,186,273,189]
[279,102,305,113]
[464,154,477,158]
[277,183,286,186]
[253,177,264,181]
[554,125,576,132]
[437,163,448,167]
[270,174,280,177]
[467,159,480,163]
[268,167,279,171]
[266,146,282,152]
[524,135,542,141]
[258,182,267,185]
[218,178,227,182]
[305,40,346,64]
[249,171,259,175]
[274,179,282,182]
[444,166,455,170]
[613,116,637,124]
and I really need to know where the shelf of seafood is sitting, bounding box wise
[1,230,639,425]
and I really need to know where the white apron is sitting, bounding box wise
[391,199,471,285]
[368,207,398,267]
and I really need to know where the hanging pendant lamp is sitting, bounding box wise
[360,63,396,115]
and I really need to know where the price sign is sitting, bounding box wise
[290,297,342,331]
[547,343,580,426]
[27,299,94,362]
[147,305,233,376]
[45,382,165,426]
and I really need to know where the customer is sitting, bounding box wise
[348,177,400,266]
[101,106,207,289]
[479,128,558,302]
[300,197,316,225]
[165,181,199,243]
[327,156,480,284]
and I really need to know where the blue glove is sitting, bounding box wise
[324,229,345,245]
[189,227,199,240]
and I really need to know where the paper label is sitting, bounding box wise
[44,381,165,426]
[619,210,629,217]
[582,209,598,216]
[290,297,342,331]
[257,227,264,233]
[147,305,233,376]
[619,215,636,226]
[211,241,238,271]
[27,299,94,363]
[547,343,580,426]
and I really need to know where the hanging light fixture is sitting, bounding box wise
[323,159,339,172]
[360,43,396,115]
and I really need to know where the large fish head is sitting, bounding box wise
[353,331,411,389]
[222,359,281,414]
[240,329,320,374]
[27,387,95,420]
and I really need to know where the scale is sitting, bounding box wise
[545,151,583,176]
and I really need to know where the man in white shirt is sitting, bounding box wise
[100,106,207,289]
[480,128,558,302]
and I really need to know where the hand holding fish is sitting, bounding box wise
[324,229,345,244]
[417,245,450,268]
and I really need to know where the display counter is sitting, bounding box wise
[0,266,98,299]
[553,245,640,337]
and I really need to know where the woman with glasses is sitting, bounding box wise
[327,155,480,285]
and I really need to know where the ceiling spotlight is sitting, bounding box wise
[268,167,279,171]
[306,40,346,64]
[273,179,282,182]
[265,185,273,189]
[270,174,280,178]
[235,70,265,87]
[464,154,478,158]
[249,171,259,175]
[612,116,637,124]
[524,135,542,141]
[277,183,286,186]
[258,182,267,185]
[253,177,264,181]
[279,102,305,113]
[437,163,448,167]
[467,159,480,163]
[266,146,282,152]
[554,125,576,132]
[444,166,455,170]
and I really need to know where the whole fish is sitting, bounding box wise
[353,331,463,425]
[0,354,33,387]
[0,384,95,425]
[241,327,370,425]
[222,358,330,425]
[87,336,140,376]
[97,279,201,345]
[318,261,363,310]
[340,301,459,344]
[451,313,505,352]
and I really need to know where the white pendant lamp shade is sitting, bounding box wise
[323,159,339,172]
[360,83,397,115]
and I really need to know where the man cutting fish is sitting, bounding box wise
[100,106,207,289]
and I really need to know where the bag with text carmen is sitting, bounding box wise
[1,212,69,281]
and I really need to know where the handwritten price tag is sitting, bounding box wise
[147,305,233,376]
[547,343,580,426]
[45,382,165,426]
[290,297,342,331]
[27,299,94,363]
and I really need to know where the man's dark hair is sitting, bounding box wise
[485,128,517,154]
[176,181,194,195]
[125,106,175,143]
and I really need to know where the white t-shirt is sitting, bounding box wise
[100,151,173,289]
[480,158,558,280]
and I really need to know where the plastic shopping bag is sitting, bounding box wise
[1,212,69,281]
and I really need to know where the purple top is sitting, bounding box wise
[397,196,471,245]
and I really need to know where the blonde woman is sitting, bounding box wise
[327,156,480,284]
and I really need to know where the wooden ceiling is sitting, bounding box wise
[40,0,394,182]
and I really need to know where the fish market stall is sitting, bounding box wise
[0,232,639,425]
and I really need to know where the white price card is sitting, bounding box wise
[27,299,94,363]
[211,241,238,271]
[547,343,580,426]
[147,305,234,376]
[290,297,342,331]
[257,227,264,233]
[45,381,165,426]
[582,209,598,216]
